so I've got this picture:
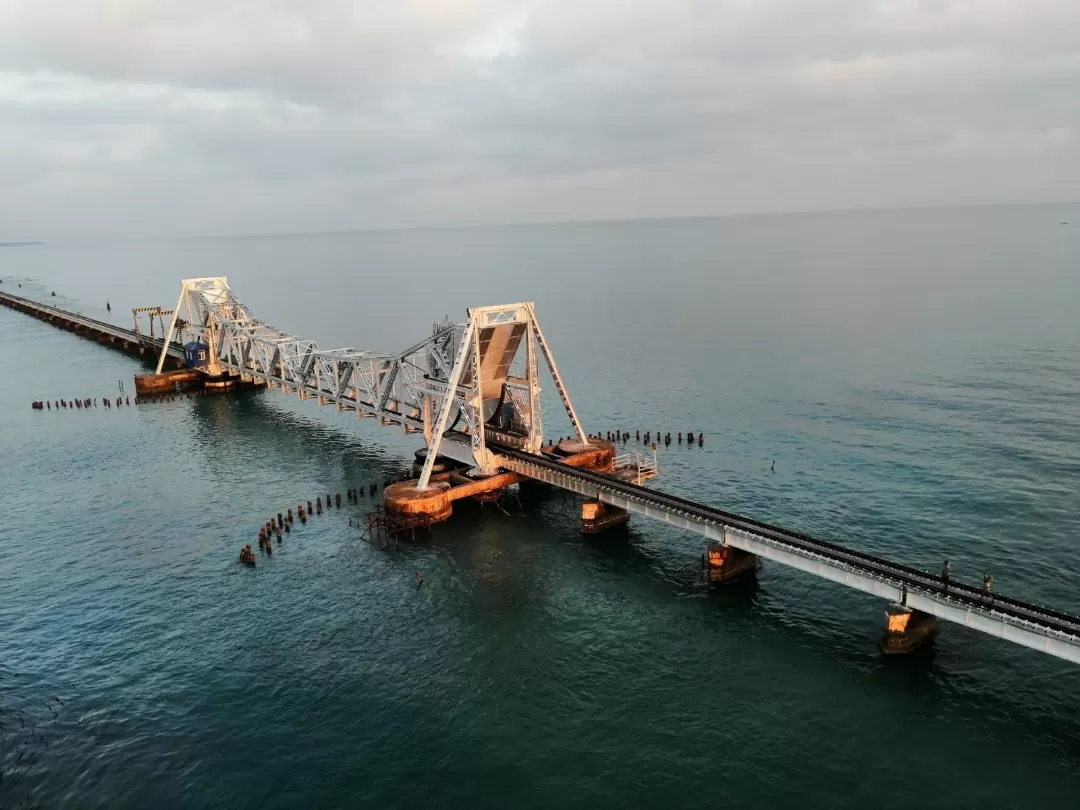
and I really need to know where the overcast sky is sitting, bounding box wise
[0,1,1077,238]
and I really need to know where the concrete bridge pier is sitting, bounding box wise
[704,541,759,584]
[580,499,628,534]
[880,604,938,655]
[382,481,454,528]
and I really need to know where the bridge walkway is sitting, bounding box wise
[0,290,185,363]
[498,446,1080,665]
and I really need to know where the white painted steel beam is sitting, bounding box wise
[499,455,1080,666]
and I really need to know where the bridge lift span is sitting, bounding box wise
[155,277,594,489]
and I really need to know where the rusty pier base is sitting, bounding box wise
[879,604,938,655]
[383,440,619,529]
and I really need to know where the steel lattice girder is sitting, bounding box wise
[157,278,589,486]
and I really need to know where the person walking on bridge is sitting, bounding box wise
[982,573,993,599]
[941,560,951,591]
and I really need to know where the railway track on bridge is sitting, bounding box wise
[0,289,185,364]
[498,446,1080,662]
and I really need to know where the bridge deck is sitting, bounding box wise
[0,290,185,361]
[498,447,1080,665]
[7,287,1079,665]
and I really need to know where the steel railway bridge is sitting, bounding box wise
[6,279,1079,665]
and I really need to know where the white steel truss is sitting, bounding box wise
[156,278,589,488]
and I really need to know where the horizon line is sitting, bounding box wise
[11,197,1078,244]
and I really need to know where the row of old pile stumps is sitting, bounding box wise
[578,429,704,447]
[30,395,708,451]
[29,389,232,411]
[31,396,133,410]
[238,485,412,568]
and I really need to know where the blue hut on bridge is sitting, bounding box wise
[184,341,210,369]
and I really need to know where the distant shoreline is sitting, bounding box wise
[0,241,43,247]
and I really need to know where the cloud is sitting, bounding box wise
[0,0,1076,237]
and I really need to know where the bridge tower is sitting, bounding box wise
[415,302,588,489]
[156,278,231,377]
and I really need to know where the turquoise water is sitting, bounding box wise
[2,204,1080,808]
